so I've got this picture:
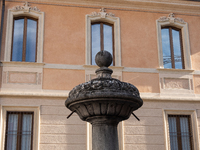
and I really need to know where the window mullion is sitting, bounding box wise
[179,30,185,69]
[169,28,175,68]
[22,17,27,62]
[100,23,104,51]
[176,116,182,150]
[16,113,21,150]
[31,113,34,150]
[35,20,38,62]
[188,116,193,150]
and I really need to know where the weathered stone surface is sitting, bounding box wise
[65,50,143,150]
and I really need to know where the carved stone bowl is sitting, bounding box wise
[65,77,143,123]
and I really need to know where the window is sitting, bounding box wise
[161,27,184,69]
[5,2,44,63]
[86,9,121,66]
[156,13,191,69]
[4,112,34,150]
[1,106,39,150]
[168,115,193,150]
[164,110,199,150]
[91,22,114,65]
[12,17,38,62]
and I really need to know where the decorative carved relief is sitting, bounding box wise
[8,72,37,84]
[158,13,186,24]
[164,78,189,90]
[68,78,140,101]
[89,8,115,18]
[12,2,40,12]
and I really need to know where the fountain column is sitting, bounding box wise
[65,50,143,150]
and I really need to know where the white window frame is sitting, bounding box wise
[4,2,44,63]
[0,106,40,150]
[163,109,199,150]
[85,8,121,66]
[156,13,191,70]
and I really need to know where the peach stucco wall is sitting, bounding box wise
[2,2,200,93]
[43,69,85,90]
[3,2,200,69]
[120,11,160,68]
[122,72,160,93]
[43,5,88,65]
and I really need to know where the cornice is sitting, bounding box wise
[7,0,200,15]
[0,89,69,98]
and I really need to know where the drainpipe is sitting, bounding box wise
[0,0,5,56]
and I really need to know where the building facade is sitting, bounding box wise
[0,0,200,149]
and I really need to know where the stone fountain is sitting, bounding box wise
[65,50,143,150]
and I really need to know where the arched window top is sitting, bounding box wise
[162,26,181,31]
[156,13,191,70]
[5,2,44,63]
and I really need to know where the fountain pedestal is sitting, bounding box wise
[65,51,143,150]
[90,117,119,150]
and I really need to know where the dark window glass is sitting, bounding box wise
[168,115,193,150]
[12,17,38,62]
[5,112,34,150]
[12,19,24,61]
[91,23,114,65]
[161,27,184,69]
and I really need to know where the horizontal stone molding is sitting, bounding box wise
[0,90,199,101]
[13,1,200,15]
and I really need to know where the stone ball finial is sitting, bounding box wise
[95,50,112,67]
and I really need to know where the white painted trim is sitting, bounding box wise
[0,89,200,100]
[85,10,121,66]
[156,13,192,70]
[87,123,92,150]
[43,63,200,75]
[4,4,44,63]
[0,106,40,150]
[44,63,84,70]
[140,93,200,101]
[0,89,69,98]
[163,109,200,150]
[0,61,44,68]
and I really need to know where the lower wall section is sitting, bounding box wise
[1,97,200,150]
[0,97,86,150]
[124,100,200,150]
